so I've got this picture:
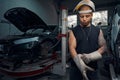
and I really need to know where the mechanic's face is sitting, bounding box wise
[79,6,93,27]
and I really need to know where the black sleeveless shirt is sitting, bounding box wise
[71,24,100,69]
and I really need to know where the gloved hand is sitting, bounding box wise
[82,51,102,64]
[73,54,94,80]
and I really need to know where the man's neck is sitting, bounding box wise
[80,23,91,27]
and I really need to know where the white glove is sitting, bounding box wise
[82,51,102,64]
[73,54,94,80]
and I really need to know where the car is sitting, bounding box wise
[0,7,60,77]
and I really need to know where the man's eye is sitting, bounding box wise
[86,15,90,18]
[80,16,84,18]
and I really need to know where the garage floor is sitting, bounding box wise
[0,71,69,80]
[0,54,111,80]
[0,66,111,80]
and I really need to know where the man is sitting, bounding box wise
[69,0,106,80]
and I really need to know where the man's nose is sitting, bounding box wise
[83,16,87,21]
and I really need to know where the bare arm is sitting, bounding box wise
[97,29,107,54]
[68,30,77,58]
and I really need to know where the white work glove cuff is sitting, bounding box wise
[82,51,102,64]
[73,54,84,71]
[73,54,81,67]
[90,51,102,61]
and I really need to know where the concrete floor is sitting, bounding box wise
[0,65,111,80]
[0,54,111,80]
[0,71,69,80]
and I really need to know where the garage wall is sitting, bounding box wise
[0,0,58,38]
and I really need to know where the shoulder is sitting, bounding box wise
[91,24,99,29]
[72,25,80,31]
[70,25,81,37]
[71,25,80,33]
[91,25,100,36]
[91,25,100,31]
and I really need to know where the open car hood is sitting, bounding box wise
[4,7,49,32]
